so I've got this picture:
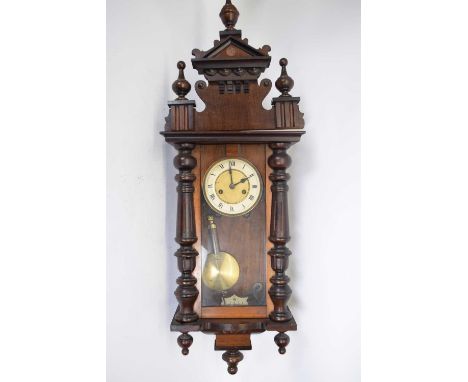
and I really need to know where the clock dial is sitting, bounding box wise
[203,158,263,216]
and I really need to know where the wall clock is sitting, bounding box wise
[161,0,305,375]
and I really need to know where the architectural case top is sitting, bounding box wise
[162,0,304,138]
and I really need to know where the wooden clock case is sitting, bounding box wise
[161,0,305,375]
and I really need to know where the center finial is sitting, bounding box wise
[220,0,239,30]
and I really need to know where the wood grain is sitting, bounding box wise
[192,146,202,316]
[194,80,275,131]
[200,144,268,318]
[202,306,266,319]
[268,143,293,322]
[173,143,199,323]
[215,334,251,350]
[265,146,274,315]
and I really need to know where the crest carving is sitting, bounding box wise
[163,0,304,137]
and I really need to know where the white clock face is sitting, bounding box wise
[202,158,263,216]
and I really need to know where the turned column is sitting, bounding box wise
[173,143,199,323]
[268,142,292,322]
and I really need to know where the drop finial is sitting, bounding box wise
[220,0,239,30]
[172,61,191,100]
[275,58,295,97]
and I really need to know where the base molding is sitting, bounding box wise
[170,308,297,374]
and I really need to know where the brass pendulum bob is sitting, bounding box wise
[202,216,240,291]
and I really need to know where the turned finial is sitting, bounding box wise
[219,0,239,30]
[172,61,191,100]
[275,58,295,97]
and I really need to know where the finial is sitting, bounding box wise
[172,61,191,100]
[275,58,295,96]
[220,0,239,30]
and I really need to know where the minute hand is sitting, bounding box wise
[232,174,253,187]
[228,163,234,186]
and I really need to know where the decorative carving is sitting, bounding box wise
[272,97,304,129]
[221,294,249,306]
[165,100,196,131]
[174,143,199,323]
[165,62,196,131]
[171,313,297,335]
[222,349,244,375]
[177,332,193,355]
[170,313,298,374]
[268,143,293,322]
[191,1,271,82]
[172,61,191,100]
[261,78,272,88]
[218,80,249,95]
[191,30,269,60]
[274,332,290,354]
[275,58,294,96]
[259,45,272,55]
[272,59,305,129]
[194,78,274,130]
[219,0,239,31]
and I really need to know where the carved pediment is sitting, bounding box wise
[211,39,262,59]
[163,0,304,135]
[192,30,271,82]
[210,40,253,59]
[194,35,271,60]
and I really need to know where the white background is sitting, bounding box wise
[107,0,359,381]
[1,1,467,382]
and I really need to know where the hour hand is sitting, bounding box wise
[232,174,253,187]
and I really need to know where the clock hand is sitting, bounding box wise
[232,174,254,187]
[228,163,234,189]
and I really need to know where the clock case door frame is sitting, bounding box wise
[193,143,274,319]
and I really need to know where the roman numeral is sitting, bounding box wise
[210,194,215,200]
[252,184,258,188]
[219,164,224,169]
[249,195,255,201]
[229,160,235,167]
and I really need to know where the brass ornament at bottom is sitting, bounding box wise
[202,251,240,291]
